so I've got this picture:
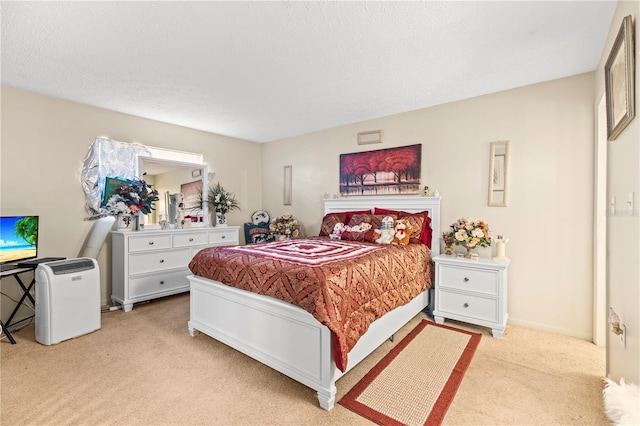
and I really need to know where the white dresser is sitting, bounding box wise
[432,254,510,337]
[111,226,239,312]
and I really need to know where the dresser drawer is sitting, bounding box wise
[209,229,238,245]
[438,265,498,295]
[128,270,189,299]
[128,234,172,252]
[128,249,192,275]
[173,232,208,248]
[438,290,498,323]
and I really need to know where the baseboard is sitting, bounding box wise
[508,317,592,341]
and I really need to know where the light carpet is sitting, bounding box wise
[1,293,609,425]
[340,321,480,425]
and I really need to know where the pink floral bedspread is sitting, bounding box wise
[188,237,433,372]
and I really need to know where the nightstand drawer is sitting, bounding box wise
[128,249,191,275]
[128,234,172,252]
[438,290,498,323]
[438,265,498,295]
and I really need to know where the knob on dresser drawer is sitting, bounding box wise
[463,303,469,308]
[463,277,469,282]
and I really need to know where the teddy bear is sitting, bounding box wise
[329,222,346,240]
[374,216,396,244]
[391,219,412,245]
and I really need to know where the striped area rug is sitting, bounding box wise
[339,321,481,426]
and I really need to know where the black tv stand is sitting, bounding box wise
[0,264,19,272]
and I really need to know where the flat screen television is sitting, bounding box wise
[0,216,39,266]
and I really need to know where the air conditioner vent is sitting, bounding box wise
[49,259,95,275]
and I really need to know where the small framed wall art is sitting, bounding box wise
[605,15,635,141]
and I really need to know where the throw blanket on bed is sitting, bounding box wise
[188,237,433,372]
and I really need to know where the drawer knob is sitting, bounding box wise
[221,235,226,239]
[160,281,165,285]
[149,241,154,245]
[463,303,469,308]
[159,259,165,263]
[463,277,469,282]
[189,238,194,242]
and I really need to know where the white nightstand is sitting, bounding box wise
[432,254,510,337]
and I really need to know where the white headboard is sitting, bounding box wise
[323,196,441,256]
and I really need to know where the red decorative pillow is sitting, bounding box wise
[319,210,371,236]
[340,229,378,243]
[374,207,433,248]
[319,213,348,236]
[348,213,397,229]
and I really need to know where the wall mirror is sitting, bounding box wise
[488,141,510,207]
[138,156,209,227]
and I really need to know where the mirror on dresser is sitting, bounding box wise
[138,156,209,228]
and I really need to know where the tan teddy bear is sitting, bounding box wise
[391,219,412,245]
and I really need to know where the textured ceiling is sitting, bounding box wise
[1,1,617,143]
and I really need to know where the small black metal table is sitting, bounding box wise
[0,266,37,344]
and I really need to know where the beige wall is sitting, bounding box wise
[1,73,601,342]
[595,2,640,383]
[0,86,262,316]
[262,73,596,340]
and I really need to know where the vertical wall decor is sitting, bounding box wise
[605,14,635,141]
[488,141,510,207]
[339,144,421,196]
[283,165,292,205]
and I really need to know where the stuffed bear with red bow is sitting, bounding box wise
[391,219,412,245]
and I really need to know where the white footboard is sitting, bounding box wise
[188,274,430,410]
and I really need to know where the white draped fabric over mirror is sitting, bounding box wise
[80,137,150,218]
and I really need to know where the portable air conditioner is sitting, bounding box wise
[35,258,101,345]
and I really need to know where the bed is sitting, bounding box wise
[187,196,441,410]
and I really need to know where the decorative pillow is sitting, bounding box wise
[374,207,432,248]
[319,210,371,237]
[347,214,397,230]
[340,229,378,243]
[319,213,348,236]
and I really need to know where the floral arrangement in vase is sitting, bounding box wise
[442,231,456,255]
[269,213,302,240]
[448,217,492,259]
[105,178,159,215]
[105,177,159,230]
[206,182,240,225]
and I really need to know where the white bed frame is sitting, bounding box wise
[188,196,441,410]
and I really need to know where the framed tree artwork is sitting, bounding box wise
[605,15,635,141]
[339,144,421,196]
